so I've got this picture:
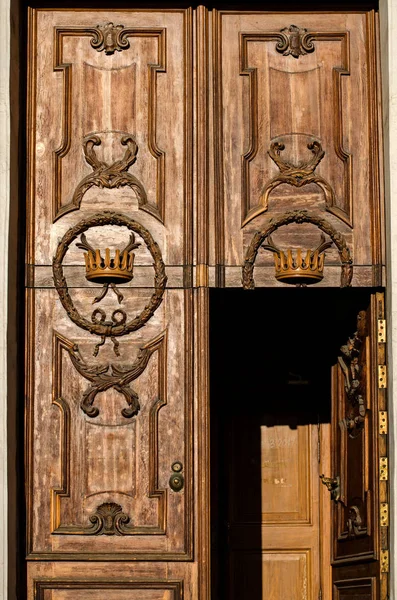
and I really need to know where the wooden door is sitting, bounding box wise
[329,292,387,600]
[24,5,386,599]
[26,7,195,597]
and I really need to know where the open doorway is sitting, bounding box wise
[210,287,373,600]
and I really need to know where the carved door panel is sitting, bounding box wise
[211,10,383,289]
[329,292,386,599]
[26,6,194,595]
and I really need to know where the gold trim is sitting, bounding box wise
[378,319,386,343]
[379,411,388,435]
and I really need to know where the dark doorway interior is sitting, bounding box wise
[210,287,373,600]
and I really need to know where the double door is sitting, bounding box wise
[26,5,386,599]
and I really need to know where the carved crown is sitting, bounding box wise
[263,234,332,285]
[84,248,135,284]
[77,233,139,284]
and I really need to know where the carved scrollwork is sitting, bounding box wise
[90,23,130,55]
[242,210,353,289]
[244,141,336,227]
[276,25,316,58]
[85,502,133,535]
[338,311,367,438]
[60,330,165,418]
[53,212,167,353]
[54,135,149,222]
[347,505,365,538]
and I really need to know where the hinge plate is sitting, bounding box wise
[381,549,389,573]
[380,503,389,527]
[380,457,388,480]
[379,411,388,434]
[378,319,386,343]
[378,365,387,389]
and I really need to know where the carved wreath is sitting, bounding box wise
[242,210,353,289]
[53,211,167,339]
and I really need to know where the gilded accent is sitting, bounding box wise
[242,210,353,290]
[380,457,388,481]
[381,550,389,573]
[380,503,389,527]
[379,411,388,435]
[52,212,167,354]
[378,319,386,343]
[379,365,387,389]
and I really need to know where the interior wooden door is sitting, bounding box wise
[329,292,387,600]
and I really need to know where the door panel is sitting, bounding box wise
[212,10,383,288]
[329,293,386,596]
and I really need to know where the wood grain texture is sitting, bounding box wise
[212,11,383,287]
[27,8,193,268]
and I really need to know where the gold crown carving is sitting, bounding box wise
[262,234,332,285]
[77,233,140,285]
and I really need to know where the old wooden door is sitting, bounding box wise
[26,7,195,598]
[329,292,387,600]
[25,4,386,600]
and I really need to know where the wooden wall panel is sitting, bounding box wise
[211,10,383,288]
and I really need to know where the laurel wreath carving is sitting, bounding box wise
[242,210,353,289]
[53,211,167,339]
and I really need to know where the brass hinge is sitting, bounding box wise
[381,549,389,573]
[380,457,388,480]
[196,264,209,287]
[379,411,388,434]
[378,365,387,389]
[378,319,386,343]
[380,503,389,527]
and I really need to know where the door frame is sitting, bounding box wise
[1,1,396,598]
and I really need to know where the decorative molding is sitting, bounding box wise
[51,329,168,540]
[239,31,352,228]
[55,135,150,223]
[243,141,336,227]
[242,210,353,289]
[276,25,316,58]
[53,27,167,223]
[338,310,367,438]
[34,579,183,598]
[91,23,130,55]
[57,329,165,418]
[52,212,167,355]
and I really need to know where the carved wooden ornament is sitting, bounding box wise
[242,210,353,289]
[53,211,167,354]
